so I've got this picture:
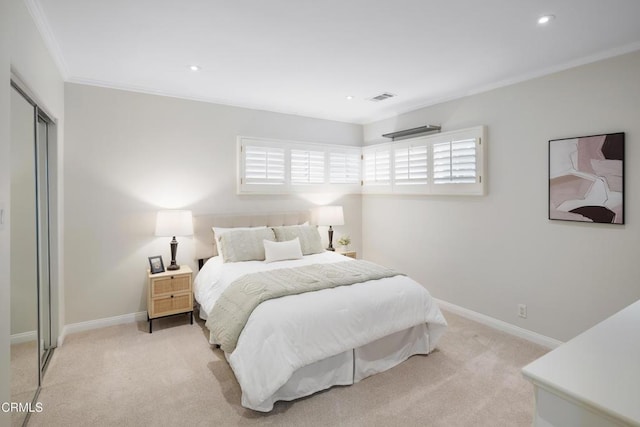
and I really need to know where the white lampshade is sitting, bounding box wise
[155,210,194,237]
[313,205,344,226]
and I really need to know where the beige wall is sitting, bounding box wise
[1,1,11,421]
[1,0,64,423]
[9,0,66,341]
[362,50,640,342]
[63,83,363,324]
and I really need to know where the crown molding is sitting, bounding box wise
[24,0,69,79]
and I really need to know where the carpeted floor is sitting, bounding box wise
[27,310,548,427]
[10,340,39,398]
[11,340,40,427]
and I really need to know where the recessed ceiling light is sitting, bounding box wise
[537,15,555,25]
[346,95,354,100]
[189,65,200,71]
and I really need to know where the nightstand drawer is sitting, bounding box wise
[151,274,190,297]
[150,292,192,318]
[147,265,193,332]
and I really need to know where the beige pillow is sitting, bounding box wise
[212,226,266,247]
[272,225,324,255]
[219,228,276,262]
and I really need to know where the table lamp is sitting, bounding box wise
[155,210,193,270]
[313,205,344,251]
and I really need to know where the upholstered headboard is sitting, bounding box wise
[193,211,311,264]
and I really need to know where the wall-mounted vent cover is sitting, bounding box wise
[369,92,396,102]
[382,125,441,141]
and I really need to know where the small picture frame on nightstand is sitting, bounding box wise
[148,255,165,274]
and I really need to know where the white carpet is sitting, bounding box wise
[27,310,547,426]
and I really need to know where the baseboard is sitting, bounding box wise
[58,303,562,350]
[61,311,147,343]
[435,299,563,349]
[10,330,37,345]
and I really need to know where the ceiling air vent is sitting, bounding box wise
[369,92,396,102]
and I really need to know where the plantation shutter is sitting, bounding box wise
[433,137,477,184]
[238,126,484,195]
[329,150,360,184]
[394,144,428,185]
[291,149,325,184]
[243,145,285,184]
[364,148,391,185]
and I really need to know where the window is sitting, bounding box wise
[329,150,360,184]
[394,143,428,185]
[238,126,485,196]
[433,138,476,184]
[362,126,486,195]
[428,127,485,195]
[243,144,285,185]
[363,145,391,192]
[291,149,325,184]
[238,137,361,194]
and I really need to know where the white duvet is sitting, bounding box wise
[194,252,447,410]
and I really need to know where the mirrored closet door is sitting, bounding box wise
[10,81,56,427]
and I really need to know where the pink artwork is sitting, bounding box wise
[549,133,624,224]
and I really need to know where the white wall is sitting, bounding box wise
[1,0,64,424]
[0,1,12,423]
[9,0,66,340]
[362,50,640,342]
[63,83,363,324]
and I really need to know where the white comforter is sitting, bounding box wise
[194,252,447,410]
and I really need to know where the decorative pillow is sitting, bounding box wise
[272,225,324,255]
[212,226,266,247]
[263,238,303,263]
[219,228,276,262]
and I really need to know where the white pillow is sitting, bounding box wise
[263,238,303,263]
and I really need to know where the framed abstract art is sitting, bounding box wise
[549,132,624,224]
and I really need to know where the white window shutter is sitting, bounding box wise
[238,137,363,194]
[238,126,485,196]
[433,138,477,184]
[364,148,391,184]
[243,144,286,184]
[394,144,428,185]
[291,149,325,184]
[329,150,360,184]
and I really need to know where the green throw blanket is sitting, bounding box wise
[207,260,403,353]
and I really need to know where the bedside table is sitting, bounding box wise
[147,265,193,333]
[338,250,356,259]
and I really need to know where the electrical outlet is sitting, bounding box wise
[518,304,527,319]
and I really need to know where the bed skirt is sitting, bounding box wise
[230,323,431,412]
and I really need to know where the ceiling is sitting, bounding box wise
[29,0,640,124]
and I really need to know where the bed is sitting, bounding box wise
[192,212,447,412]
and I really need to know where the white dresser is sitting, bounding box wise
[522,300,640,427]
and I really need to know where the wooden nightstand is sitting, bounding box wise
[147,265,193,333]
[338,251,356,259]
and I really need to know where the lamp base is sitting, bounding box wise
[327,225,335,251]
[168,236,180,270]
